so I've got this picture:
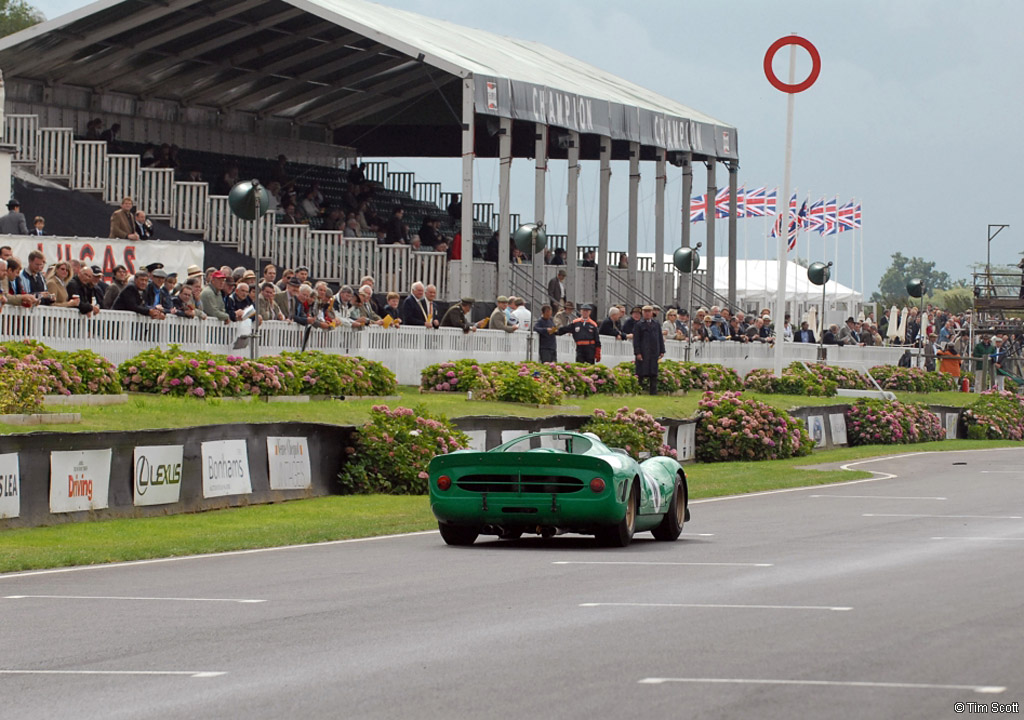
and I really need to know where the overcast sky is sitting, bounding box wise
[29,0,1024,296]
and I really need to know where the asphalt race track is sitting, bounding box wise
[2,448,1023,720]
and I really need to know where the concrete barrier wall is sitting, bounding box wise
[0,422,352,530]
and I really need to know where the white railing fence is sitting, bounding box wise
[105,154,140,206]
[173,181,209,234]
[5,113,38,163]
[0,305,908,387]
[140,167,176,220]
[37,127,74,179]
[70,140,107,192]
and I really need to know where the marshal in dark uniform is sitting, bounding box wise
[440,297,476,333]
[633,305,665,394]
[557,303,601,364]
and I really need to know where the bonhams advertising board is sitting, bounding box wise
[201,440,252,498]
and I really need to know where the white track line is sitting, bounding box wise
[553,561,772,567]
[864,513,1022,520]
[4,595,265,604]
[810,495,947,500]
[0,530,439,580]
[0,670,226,678]
[932,537,1024,541]
[580,602,851,611]
[637,677,1005,693]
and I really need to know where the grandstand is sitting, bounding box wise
[0,0,740,310]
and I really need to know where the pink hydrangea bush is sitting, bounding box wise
[963,389,1024,440]
[845,399,945,445]
[694,391,812,462]
[580,406,677,460]
[869,365,957,392]
[339,405,469,494]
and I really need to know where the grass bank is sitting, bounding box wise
[1,386,980,435]
[3,440,1019,574]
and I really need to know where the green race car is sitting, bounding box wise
[428,431,689,547]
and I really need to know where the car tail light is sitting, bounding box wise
[437,475,452,491]
[590,477,605,493]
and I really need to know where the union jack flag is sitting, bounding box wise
[852,202,862,228]
[764,188,777,216]
[837,200,856,232]
[806,198,825,233]
[821,196,839,236]
[714,187,731,218]
[744,187,767,217]
[771,194,801,251]
[689,193,707,223]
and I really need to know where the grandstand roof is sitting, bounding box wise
[0,0,737,159]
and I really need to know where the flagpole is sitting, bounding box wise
[773,45,797,376]
[859,202,865,312]
[850,200,855,313]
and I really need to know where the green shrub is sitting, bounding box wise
[339,405,469,494]
[694,391,813,462]
[495,367,564,405]
[579,406,676,460]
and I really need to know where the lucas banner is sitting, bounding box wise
[50,449,112,513]
[4,237,204,281]
[201,439,252,498]
[0,453,20,519]
[266,437,311,490]
[133,445,184,507]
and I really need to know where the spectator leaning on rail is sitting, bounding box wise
[440,297,477,333]
[0,199,29,235]
[65,265,103,317]
[381,292,402,327]
[102,265,129,309]
[2,258,40,307]
[400,281,429,327]
[257,282,285,321]
[200,271,231,323]
[45,260,80,309]
[113,268,165,319]
[225,281,252,321]
[21,251,55,305]
[110,197,140,240]
[275,277,301,320]
[599,306,628,341]
[553,299,576,329]
[489,296,518,333]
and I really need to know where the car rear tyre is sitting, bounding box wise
[596,482,637,547]
[652,479,685,541]
[439,523,479,546]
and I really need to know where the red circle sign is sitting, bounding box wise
[763,35,820,93]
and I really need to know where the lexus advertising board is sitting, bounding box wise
[0,453,20,519]
[266,437,311,490]
[50,449,112,513]
[133,445,184,506]
[201,439,252,498]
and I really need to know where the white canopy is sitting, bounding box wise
[710,258,862,304]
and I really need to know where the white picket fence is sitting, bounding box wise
[0,305,906,386]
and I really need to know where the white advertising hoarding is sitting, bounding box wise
[805,415,827,448]
[0,453,20,519]
[266,437,312,490]
[5,237,204,280]
[829,414,848,446]
[50,449,112,513]
[201,440,252,498]
[133,445,184,506]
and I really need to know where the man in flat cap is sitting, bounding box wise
[440,297,478,333]
[489,295,518,332]
[557,302,601,363]
[633,305,665,394]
